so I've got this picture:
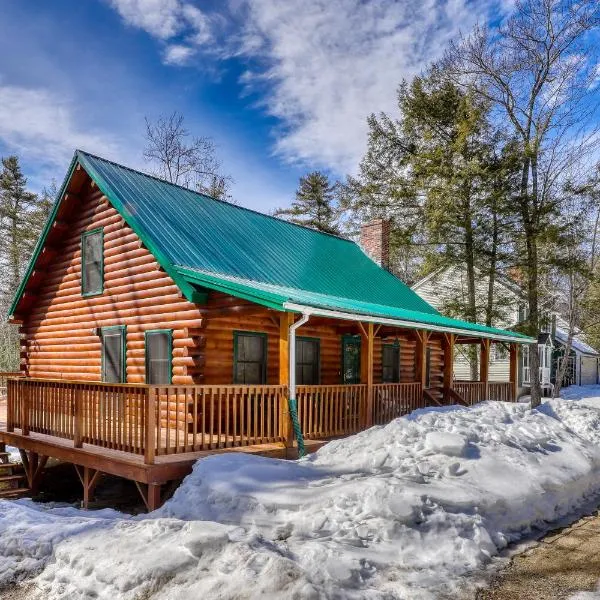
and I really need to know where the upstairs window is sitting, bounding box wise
[101,326,126,383]
[382,343,400,383]
[145,330,173,385]
[234,332,267,384]
[82,228,104,296]
[296,337,320,385]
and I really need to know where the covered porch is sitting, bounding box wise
[0,306,526,509]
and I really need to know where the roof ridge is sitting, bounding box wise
[75,149,355,244]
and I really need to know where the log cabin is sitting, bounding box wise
[0,150,533,510]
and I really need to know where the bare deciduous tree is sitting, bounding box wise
[144,111,233,201]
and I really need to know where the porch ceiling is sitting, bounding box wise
[178,267,534,344]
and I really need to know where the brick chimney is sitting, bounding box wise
[360,219,391,269]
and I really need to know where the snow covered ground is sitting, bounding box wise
[4,387,600,599]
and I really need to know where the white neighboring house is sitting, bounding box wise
[411,265,600,392]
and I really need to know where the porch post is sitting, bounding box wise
[443,333,455,403]
[279,312,294,448]
[415,330,429,390]
[509,343,518,402]
[480,339,490,398]
[360,322,374,427]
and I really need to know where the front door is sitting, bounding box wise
[342,335,361,384]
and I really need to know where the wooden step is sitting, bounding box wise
[0,488,30,499]
[0,474,26,484]
[0,463,17,472]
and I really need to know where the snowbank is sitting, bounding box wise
[4,392,600,599]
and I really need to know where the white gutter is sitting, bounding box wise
[288,312,310,457]
[283,302,535,344]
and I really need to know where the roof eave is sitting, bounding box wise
[283,302,535,343]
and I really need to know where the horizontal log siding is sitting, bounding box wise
[19,179,205,385]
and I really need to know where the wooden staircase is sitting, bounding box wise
[0,446,30,499]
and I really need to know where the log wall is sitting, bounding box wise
[19,178,205,384]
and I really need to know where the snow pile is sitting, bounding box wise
[3,394,600,598]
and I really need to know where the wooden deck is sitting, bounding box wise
[0,377,514,510]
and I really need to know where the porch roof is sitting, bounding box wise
[178,267,534,343]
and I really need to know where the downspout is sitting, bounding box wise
[289,312,310,457]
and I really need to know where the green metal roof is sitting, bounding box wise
[10,150,533,343]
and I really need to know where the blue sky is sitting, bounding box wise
[0,0,504,212]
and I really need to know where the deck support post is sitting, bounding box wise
[359,322,374,427]
[75,465,103,509]
[509,343,519,402]
[135,481,163,512]
[279,312,295,448]
[415,330,430,399]
[19,450,48,493]
[480,339,490,398]
[442,333,455,404]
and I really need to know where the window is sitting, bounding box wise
[296,337,320,385]
[522,345,531,384]
[81,228,104,296]
[517,303,529,324]
[234,332,267,384]
[382,343,400,383]
[494,344,508,362]
[101,326,126,383]
[425,347,432,388]
[145,330,173,385]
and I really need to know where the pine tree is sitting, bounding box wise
[0,156,40,302]
[0,156,48,370]
[275,172,341,235]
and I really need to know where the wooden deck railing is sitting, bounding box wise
[372,383,423,424]
[7,379,149,454]
[296,384,367,439]
[153,385,286,456]
[453,380,515,405]
[4,378,516,464]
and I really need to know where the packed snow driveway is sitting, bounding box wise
[4,391,600,599]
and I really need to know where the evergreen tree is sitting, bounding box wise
[275,171,341,235]
[0,156,40,301]
[346,70,520,376]
[0,156,49,371]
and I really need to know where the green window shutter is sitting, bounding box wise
[101,326,126,383]
[145,330,173,385]
[82,228,104,296]
[296,337,320,385]
[234,332,267,384]
[382,343,400,383]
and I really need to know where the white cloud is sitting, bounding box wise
[0,81,118,167]
[107,0,185,39]
[163,44,196,65]
[235,0,500,174]
[107,0,214,63]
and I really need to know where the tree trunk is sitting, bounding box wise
[485,206,499,328]
[464,206,479,380]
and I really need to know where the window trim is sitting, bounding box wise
[100,325,126,383]
[145,329,173,385]
[81,227,104,297]
[296,336,321,385]
[382,342,400,383]
[233,331,268,384]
